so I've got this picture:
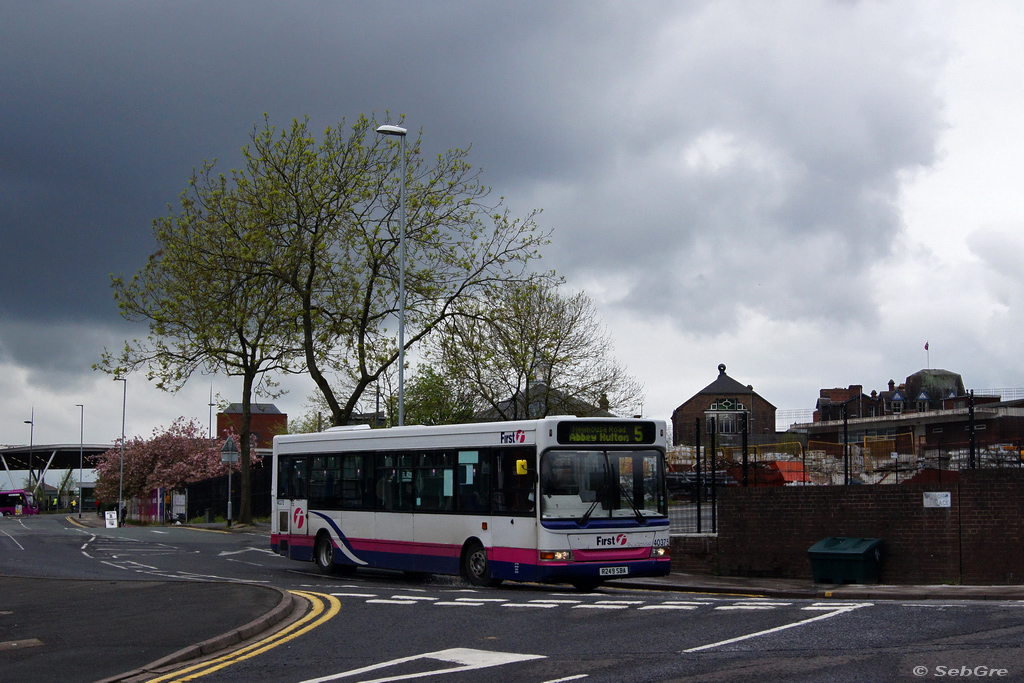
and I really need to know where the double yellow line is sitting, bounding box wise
[144,591,341,682]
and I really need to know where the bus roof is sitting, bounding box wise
[273,416,666,454]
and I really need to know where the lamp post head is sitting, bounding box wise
[376,124,407,137]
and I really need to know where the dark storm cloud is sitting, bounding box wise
[0,1,641,323]
[0,0,947,377]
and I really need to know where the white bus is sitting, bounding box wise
[271,417,671,590]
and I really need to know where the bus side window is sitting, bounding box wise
[415,451,454,511]
[493,448,535,514]
[341,454,373,509]
[377,453,414,511]
[457,450,490,513]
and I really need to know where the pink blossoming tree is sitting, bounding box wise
[92,417,253,505]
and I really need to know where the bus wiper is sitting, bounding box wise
[578,497,601,527]
[619,480,647,525]
[578,454,613,527]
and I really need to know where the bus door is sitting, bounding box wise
[278,456,309,538]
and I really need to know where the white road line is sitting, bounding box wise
[804,602,871,611]
[299,647,545,683]
[0,529,24,550]
[899,602,975,608]
[391,595,438,601]
[683,603,870,653]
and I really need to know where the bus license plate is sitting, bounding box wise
[599,566,628,577]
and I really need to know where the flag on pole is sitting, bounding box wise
[924,341,929,351]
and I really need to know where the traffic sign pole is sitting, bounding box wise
[221,436,240,526]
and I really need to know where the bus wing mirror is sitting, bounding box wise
[516,459,529,476]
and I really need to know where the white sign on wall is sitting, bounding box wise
[923,492,952,508]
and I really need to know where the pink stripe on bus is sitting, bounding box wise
[491,547,537,564]
[572,547,651,562]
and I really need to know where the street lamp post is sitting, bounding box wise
[114,377,127,524]
[24,410,34,496]
[76,404,84,518]
[376,123,407,427]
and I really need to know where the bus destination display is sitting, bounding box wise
[556,421,657,445]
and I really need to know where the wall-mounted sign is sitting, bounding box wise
[923,492,952,508]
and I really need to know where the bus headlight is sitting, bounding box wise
[650,547,668,558]
[539,550,572,561]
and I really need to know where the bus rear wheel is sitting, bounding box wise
[462,542,502,587]
[314,534,336,575]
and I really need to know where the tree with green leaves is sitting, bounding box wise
[430,280,645,419]
[403,364,476,426]
[97,164,300,523]
[232,114,551,426]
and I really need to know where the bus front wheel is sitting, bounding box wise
[462,542,502,588]
[314,534,336,575]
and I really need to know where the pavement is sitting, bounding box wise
[5,513,1024,683]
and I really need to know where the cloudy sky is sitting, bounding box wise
[3,1,1024,448]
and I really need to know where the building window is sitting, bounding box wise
[917,401,928,413]
[892,401,903,415]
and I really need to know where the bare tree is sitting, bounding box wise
[431,280,644,419]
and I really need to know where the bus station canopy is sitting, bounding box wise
[1,443,113,483]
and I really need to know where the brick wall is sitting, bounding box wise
[959,470,1024,584]
[669,534,719,574]
[670,469,1024,584]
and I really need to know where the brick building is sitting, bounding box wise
[671,364,777,448]
[216,403,287,450]
[794,369,1024,473]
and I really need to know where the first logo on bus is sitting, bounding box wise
[500,430,526,444]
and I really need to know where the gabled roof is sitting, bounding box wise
[698,364,755,395]
[674,364,776,415]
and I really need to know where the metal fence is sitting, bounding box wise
[669,503,717,534]
[665,436,1024,533]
